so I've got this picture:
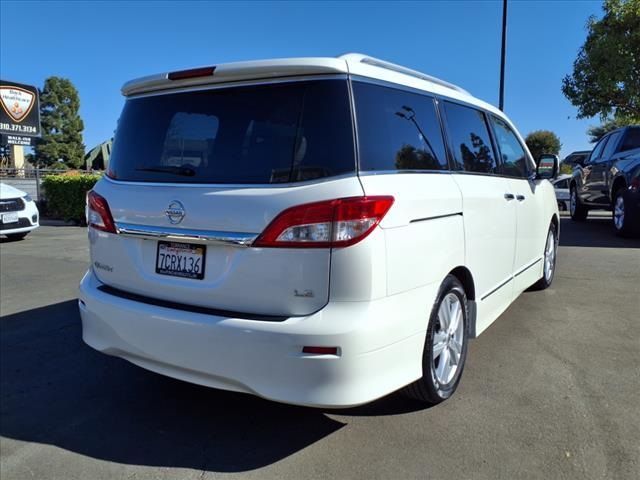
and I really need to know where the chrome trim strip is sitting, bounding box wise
[410,212,462,224]
[480,257,543,301]
[357,169,451,176]
[480,277,513,302]
[115,222,258,246]
[514,257,542,278]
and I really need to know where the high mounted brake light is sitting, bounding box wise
[168,66,216,81]
[253,196,394,248]
[87,190,116,233]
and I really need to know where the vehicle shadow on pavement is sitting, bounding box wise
[559,216,639,248]
[0,235,26,243]
[0,300,347,472]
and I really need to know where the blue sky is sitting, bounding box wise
[1,0,602,157]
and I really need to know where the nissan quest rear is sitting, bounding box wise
[80,54,560,407]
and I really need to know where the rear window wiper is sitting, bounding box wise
[135,165,196,176]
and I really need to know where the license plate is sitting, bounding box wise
[156,241,206,280]
[1,212,19,224]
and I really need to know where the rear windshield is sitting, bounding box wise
[108,80,355,184]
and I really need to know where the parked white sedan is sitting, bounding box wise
[0,183,39,240]
[552,174,571,211]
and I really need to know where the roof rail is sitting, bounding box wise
[340,53,469,95]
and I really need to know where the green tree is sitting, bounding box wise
[394,144,440,170]
[525,130,562,163]
[561,0,640,123]
[559,163,574,175]
[34,77,85,168]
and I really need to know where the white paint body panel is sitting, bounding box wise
[80,54,559,407]
[91,176,364,316]
[452,174,517,335]
[80,269,433,408]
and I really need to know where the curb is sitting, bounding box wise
[39,219,81,227]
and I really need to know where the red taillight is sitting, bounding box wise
[87,190,116,233]
[253,196,394,248]
[630,177,640,192]
[168,66,215,81]
[302,346,338,355]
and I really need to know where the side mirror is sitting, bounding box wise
[537,154,558,180]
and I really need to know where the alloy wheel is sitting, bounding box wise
[432,292,464,385]
[614,195,625,231]
[544,228,556,282]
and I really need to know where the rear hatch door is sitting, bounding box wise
[90,78,358,317]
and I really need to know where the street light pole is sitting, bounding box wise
[499,0,508,111]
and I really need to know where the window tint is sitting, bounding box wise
[490,115,530,178]
[620,127,640,152]
[443,102,497,174]
[554,179,568,189]
[600,131,621,161]
[589,136,609,161]
[108,80,355,184]
[353,82,447,172]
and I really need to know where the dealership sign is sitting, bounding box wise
[0,80,41,146]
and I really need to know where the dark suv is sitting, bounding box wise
[570,126,640,235]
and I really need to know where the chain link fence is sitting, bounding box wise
[0,168,74,201]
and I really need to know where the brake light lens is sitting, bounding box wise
[253,196,394,248]
[87,190,116,233]
[302,346,339,355]
[168,66,215,80]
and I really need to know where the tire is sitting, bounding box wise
[612,188,636,237]
[5,232,28,241]
[403,275,469,405]
[570,186,588,221]
[529,223,557,291]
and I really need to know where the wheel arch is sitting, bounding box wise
[611,176,627,204]
[569,178,577,190]
[448,266,478,339]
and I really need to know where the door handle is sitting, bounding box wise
[504,193,515,200]
[516,195,525,201]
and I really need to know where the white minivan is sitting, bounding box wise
[79,54,559,407]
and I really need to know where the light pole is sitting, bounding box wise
[499,0,508,111]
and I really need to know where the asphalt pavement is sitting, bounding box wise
[1,215,638,480]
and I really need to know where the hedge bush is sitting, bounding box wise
[42,173,101,223]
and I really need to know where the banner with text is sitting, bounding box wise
[0,80,41,145]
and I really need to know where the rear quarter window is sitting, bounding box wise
[108,80,355,184]
[353,82,448,172]
[620,127,640,152]
[443,101,497,174]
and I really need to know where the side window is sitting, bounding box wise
[353,82,448,172]
[599,131,622,161]
[554,179,568,189]
[588,136,609,162]
[490,115,531,178]
[620,128,640,152]
[443,101,497,174]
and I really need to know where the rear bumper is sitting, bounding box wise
[79,270,433,407]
